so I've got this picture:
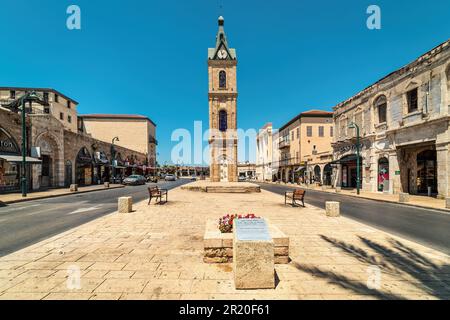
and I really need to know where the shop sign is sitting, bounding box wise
[0,129,19,155]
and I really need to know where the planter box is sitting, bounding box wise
[203,219,289,264]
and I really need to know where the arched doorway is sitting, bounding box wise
[35,133,63,189]
[314,165,321,183]
[323,164,332,186]
[417,150,437,194]
[378,157,389,192]
[219,155,228,182]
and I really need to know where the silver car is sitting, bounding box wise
[164,174,177,181]
[123,175,146,186]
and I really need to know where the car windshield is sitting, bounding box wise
[128,176,140,179]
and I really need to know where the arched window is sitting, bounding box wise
[375,95,387,124]
[378,157,389,191]
[219,71,227,89]
[219,110,227,132]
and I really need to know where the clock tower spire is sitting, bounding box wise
[207,16,238,182]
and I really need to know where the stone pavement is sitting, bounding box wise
[271,181,449,213]
[0,187,449,300]
[0,184,124,205]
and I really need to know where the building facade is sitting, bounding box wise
[238,162,256,180]
[208,16,238,182]
[277,110,334,183]
[332,39,450,197]
[0,89,148,194]
[256,123,273,182]
[0,87,79,132]
[79,114,157,167]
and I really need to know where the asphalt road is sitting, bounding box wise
[0,179,191,257]
[257,183,450,255]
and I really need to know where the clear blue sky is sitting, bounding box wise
[1,0,449,165]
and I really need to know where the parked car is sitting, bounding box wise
[123,175,147,186]
[147,175,159,183]
[164,174,177,181]
[238,176,247,182]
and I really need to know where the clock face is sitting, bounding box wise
[218,49,228,59]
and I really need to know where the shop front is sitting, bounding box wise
[93,151,110,184]
[332,154,363,189]
[76,147,93,186]
[0,127,41,193]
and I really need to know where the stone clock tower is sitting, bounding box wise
[208,16,238,182]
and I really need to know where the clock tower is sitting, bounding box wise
[208,16,238,182]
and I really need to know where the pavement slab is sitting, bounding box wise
[0,187,449,300]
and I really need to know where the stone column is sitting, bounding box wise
[389,151,400,195]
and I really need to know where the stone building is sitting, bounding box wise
[78,114,157,167]
[0,90,147,194]
[277,110,334,183]
[256,123,273,182]
[208,16,238,182]
[332,39,450,197]
[238,162,256,180]
[0,87,79,132]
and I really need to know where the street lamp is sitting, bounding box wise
[8,91,48,197]
[348,122,361,195]
[111,137,120,183]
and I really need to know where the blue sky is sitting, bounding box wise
[1,0,449,165]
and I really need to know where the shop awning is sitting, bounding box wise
[294,166,306,172]
[330,154,361,165]
[0,155,42,164]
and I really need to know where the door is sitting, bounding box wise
[220,158,228,182]
[65,161,72,187]
[41,155,52,188]
[417,150,437,194]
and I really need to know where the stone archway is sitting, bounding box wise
[34,132,64,189]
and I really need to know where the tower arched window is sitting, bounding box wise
[219,110,228,132]
[375,95,387,124]
[219,71,227,89]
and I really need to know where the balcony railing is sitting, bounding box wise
[279,139,290,149]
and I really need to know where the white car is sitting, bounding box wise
[164,174,177,181]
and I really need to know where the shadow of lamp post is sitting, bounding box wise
[348,122,361,195]
[8,91,49,197]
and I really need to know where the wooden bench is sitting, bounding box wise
[285,189,306,207]
[148,186,168,205]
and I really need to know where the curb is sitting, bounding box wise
[1,185,126,205]
[259,182,450,215]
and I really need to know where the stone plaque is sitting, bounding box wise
[235,219,271,241]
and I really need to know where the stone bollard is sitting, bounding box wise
[70,184,78,192]
[326,201,340,217]
[446,198,450,209]
[399,193,410,203]
[104,182,110,188]
[335,187,341,193]
[118,197,133,213]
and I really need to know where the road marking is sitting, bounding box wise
[0,204,41,214]
[67,206,102,215]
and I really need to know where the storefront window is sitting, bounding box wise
[0,160,20,192]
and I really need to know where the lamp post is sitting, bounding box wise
[8,91,48,197]
[111,137,119,183]
[348,122,361,195]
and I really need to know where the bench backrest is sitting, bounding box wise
[294,189,306,198]
[148,187,159,194]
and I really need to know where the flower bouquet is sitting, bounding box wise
[218,214,259,233]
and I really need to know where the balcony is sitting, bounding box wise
[279,139,290,149]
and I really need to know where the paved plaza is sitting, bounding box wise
[0,187,449,300]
